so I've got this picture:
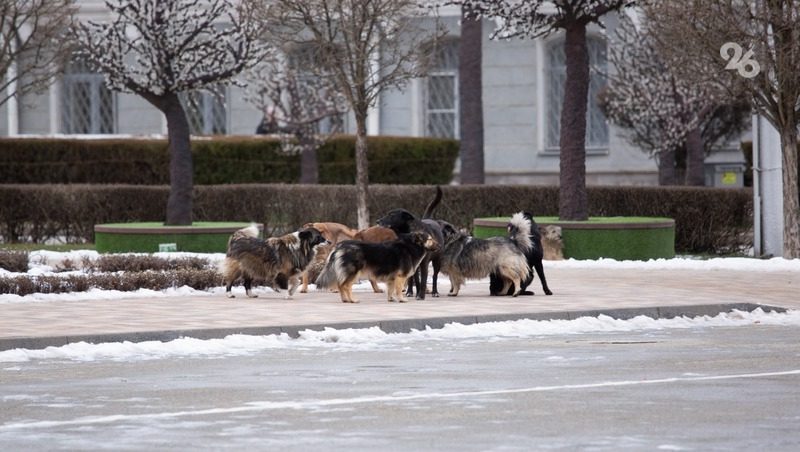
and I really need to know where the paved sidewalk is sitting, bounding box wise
[1,266,798,351]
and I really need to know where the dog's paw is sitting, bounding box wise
[521,290,534,296]
[544,289,553,295]
[226,293,235,299]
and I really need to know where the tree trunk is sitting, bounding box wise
[354,113,370,230]
[684,126,705,186]
[458,7,484,184]
[657,147,677,186]
[558,23,590,221]
[162,93,193,225]
[299,138,319,184]
[779,127,800,258]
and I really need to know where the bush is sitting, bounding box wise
[0,136,459,185]
[0,269,222,296]
[0,184,752,254]
[0,250,29,272]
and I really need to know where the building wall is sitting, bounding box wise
[4,1,660,186]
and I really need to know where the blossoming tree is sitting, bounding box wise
[449,0,633,220]
[74,0,264,225]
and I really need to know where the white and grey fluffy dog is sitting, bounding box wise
[438,218,531,297]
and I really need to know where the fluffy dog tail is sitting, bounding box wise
[314,249,340,289]
[228,224,260,246]
[508,212,533,253]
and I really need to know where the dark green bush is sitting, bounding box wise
[0,184,752,254]
[0,136,459,185]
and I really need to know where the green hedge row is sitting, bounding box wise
[0,184,752,254]
[0,135,459,185]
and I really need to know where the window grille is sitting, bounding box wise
[425,39,459,139]
[60,59,115,134]
[546,36,609,150]
[182,87,228,135]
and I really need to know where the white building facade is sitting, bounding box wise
[1,2,685,186]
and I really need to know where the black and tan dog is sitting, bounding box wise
[314,231,439,303]
[376,186,444,299]
[489,212,553,296]
[438,221,530,297]
[221,225,328,299]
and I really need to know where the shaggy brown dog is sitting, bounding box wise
[222,225,328,299]
[299,222,357,292]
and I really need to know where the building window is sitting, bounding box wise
[61,59,115,134]
[546,35,609,150]
[182,87,228,135]
[425,39,459,139]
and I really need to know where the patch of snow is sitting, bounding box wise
[1,308,796,363]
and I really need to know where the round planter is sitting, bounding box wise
[94,222,262,253]
[473,216,675,261]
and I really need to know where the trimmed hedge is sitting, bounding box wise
[0,135,459,185]
[0,184,752,254]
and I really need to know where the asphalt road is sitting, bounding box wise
[2,323,799,451]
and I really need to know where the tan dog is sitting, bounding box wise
[541,225,564,260]
[303,222,357,244]
[353,226,398,293]
[300,222,358,292]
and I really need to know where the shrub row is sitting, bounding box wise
[0,135,459,185]
[0,184,752,253]
[0,269,222,296]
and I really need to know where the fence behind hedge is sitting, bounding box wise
[0,184,752,253]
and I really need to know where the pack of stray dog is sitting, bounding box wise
[221,187,557,302]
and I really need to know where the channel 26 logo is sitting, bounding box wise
[720,42,760,79]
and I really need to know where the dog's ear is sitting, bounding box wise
[299,228,314,242]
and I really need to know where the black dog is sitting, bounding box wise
[489,212,553,296]
[376,186,443,300]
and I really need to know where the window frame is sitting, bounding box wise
[541,33,609,156]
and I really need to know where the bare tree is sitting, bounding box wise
[74,0,264,225]
[244,46,347,184]
[252,0,445,229]
[458,5,484,184]
[449,0,633,220]
[600,12,750,186]
[0,0,75,106]
[649,1,800,257]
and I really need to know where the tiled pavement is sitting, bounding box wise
[1,266,798,351]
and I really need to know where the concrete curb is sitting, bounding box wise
[0,303,785,352]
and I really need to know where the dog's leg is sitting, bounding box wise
[341,275,359,303]
[286,275,301,299]
[510,277,523,297]
[300,272,309,293]
[405,275,415,297]
[244,277,258,298]
[397,276,410,302]
[369,276,384,293]
[386,278,397,302]
[415,258,429,300]
[533,259,553,295]
[430,259,440,297]
[225,279,236,298]
[447,275,462,296]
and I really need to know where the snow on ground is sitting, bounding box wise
[1,308,797,363]
[1,252,799,303]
